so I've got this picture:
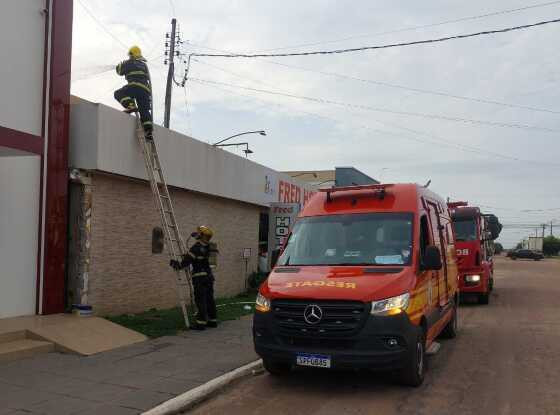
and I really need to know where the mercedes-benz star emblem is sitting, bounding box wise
[303,304,323,325]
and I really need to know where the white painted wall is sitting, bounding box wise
[70,99,316,207]
[0,155,41,318]
[0,1,46,136]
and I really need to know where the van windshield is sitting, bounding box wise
[453,219,477,241]
[277,213,413,266]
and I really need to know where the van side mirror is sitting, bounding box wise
[423,245,442,270]
[270,249,282,268]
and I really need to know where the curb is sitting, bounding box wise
[142,359,263,415]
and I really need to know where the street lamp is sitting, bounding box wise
[212,130,266,146]
[214,142,253,157]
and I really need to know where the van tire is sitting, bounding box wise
[478,292,489,305]
[263,358,291,376]
[398,329,425,387]
[441,302,458,339]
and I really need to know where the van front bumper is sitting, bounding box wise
[253,311,418,370]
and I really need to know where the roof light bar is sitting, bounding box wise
[320,184,394,203]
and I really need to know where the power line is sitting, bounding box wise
[76,0,128,49]
[255,60,560,115]
[188,76,559,167]
[185,18,560,62]
[255,1,560,52]
[189,77,560,134]
[189,43,560,115]
[168,0,177,17]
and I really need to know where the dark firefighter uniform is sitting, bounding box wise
[114,45,153,138]
[170,226,218,330]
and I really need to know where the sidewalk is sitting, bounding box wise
[0,316,257,414]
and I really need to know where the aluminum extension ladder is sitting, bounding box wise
[134,114,194,329]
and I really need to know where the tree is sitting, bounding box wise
[515,242,523,250]
[494,242,504,254]
[543,236,560,256]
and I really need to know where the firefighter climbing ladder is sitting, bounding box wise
[134,114,194,329]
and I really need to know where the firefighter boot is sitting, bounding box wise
[207,320,218,328]
[123,103,138,114]
[191,320,207,331]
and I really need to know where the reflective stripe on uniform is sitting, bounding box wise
[196,320,207,325]
[142,121,153,126]
[128,70,147,76]
[196,256,205,260]
[119,96,132,103]
[128,81,151,93]
[192,272,208,277]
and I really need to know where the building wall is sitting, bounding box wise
[0,0,45,136]
[70,99,316,208]
[86,173,261,315]
[0,155,41,318]
[0,1,73,316]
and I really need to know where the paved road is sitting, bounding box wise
[189,257,560,415]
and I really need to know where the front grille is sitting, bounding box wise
[271,299,368,337]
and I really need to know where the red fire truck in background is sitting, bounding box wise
[448,202,501,304]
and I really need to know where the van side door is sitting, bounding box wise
[426,201,449,307]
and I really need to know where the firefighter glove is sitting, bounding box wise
[170,259,182,270]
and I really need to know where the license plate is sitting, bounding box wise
[296,353,331,368]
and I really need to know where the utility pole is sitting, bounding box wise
[542,224,546,238]
[164,18,177,129]
[552,221,554,237]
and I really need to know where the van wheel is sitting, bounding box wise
[263,358,291,376]
[441,303,458,339]
[399,329,425,387]
[478,292,489,305]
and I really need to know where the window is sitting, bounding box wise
[419,215,430,258]
[277,213,414,266]
[452,219,477,241]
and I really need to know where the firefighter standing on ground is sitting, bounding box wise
[114,46,154,139]
[170,226,218,330]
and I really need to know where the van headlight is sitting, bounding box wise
[465,274,481,283]
[371,293,410,315]
[255,293,271,313]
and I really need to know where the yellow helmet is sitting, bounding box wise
[196,225,214,241]
[128,45,143,59]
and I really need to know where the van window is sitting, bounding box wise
[419,215,430,259]
[277,213,413,266]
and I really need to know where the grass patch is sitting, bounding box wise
[106,291,257,338]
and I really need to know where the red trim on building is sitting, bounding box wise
[0,126,43,155]
[40,0,73,314]
[36,0,51,314]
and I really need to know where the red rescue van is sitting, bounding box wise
[254,184,459,386]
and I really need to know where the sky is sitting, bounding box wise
[70,0,560,248]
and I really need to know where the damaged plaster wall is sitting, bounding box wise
[67,172,93,307]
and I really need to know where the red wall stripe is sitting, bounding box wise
[41,0,73,314]
[0,126,43,155]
